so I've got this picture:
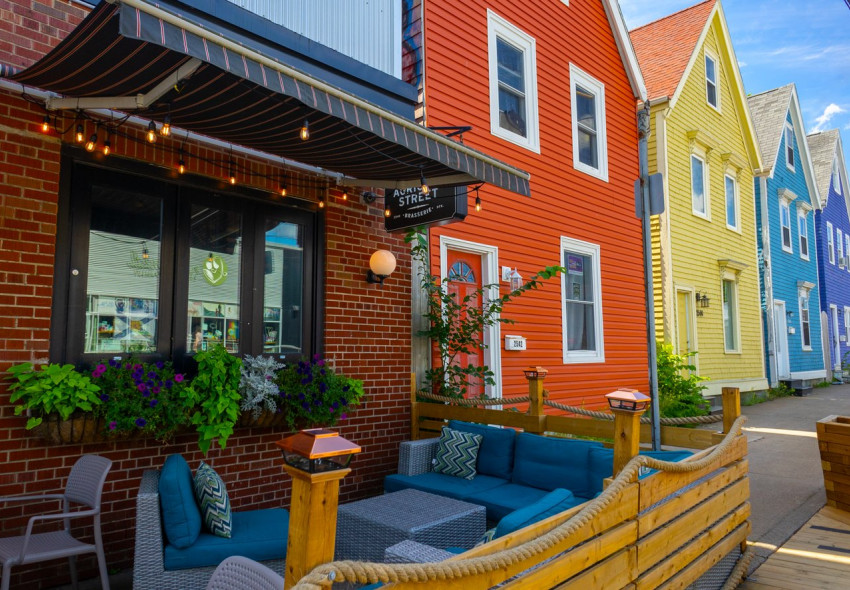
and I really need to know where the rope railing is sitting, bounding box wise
[292,416,748,589]
[415,389,724,425]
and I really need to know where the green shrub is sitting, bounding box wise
[656,343,710,419]
[5,363,102,429]
[184,345,243,454]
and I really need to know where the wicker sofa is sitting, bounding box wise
[132,468,288,590]
[385,420,691,521]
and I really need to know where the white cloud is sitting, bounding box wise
[810,103,846,133]
[738,61,747,68]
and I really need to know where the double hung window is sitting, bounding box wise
[725,175,738,230]
[785,125,795,171]
[705,52,719,110]
[828,222,835,264]
[797,209,809,259]
[570,65,608,181]
[722,279,739,352]
[779,200,792,252]
[799,291,811,350]
[691,154,708,217]
[561,237,604,363]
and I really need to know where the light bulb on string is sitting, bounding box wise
[318,193,325,208]
[146,121,157,143]
[300,120,310,141]
[280,184,287,197]
[384,206,391,217]
[85,133,97,152]
[342,190,348,201]
[41,115,50,133]
[475,194,482,212]
[161,114,171,137]
[229,163,236,185]
[420,170,430,195]
[142,244,150,260]
[178,158,186,174]
[102,138,111,156]
[75,124,84,143]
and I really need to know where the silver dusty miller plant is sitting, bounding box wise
[239,355,285,418]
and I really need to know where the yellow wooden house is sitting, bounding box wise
[630,0,767,398]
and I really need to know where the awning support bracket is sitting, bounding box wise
[45,57,202,112]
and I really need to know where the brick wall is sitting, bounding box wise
[0,84,412,588]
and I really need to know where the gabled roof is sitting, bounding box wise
[601,0,648,101]
[747,84,821,209]
[628,0,763,172]
[629,0,715,102]
[807,130,850,219]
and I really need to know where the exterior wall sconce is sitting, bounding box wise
[509,268,523,291]
[695,291,710,308]
[605,388,651,412]
[366,249,396,286]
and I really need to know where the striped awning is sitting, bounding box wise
[5,0,531,196]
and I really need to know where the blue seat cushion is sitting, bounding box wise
[495,488,584,538]
[511,433,603,497]
[464,483,552,522]
[448,420,516,480]
[384,472,507,500]
[586,447,694,497]
[159,454,202,549]
[164,508,289,570]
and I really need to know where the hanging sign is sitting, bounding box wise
[384,186,468,232]
[203,255,228,286]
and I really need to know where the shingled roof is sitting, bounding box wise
[807,129,841,200]
[629,0,716,102]
[747,84,794,169]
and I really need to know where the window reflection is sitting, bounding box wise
[263,221,304,355]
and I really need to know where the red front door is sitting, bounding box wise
[446,250,484,398]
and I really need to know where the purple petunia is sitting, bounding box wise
[174,374,184,383]
[149,399,158,407]
[318,382,328,393]
[108,421,117,430]
[317,359,325,367]
[109,359,120,368]
[340,413,347,420]
[100,394,109,402]
[301,402,310,410]
[135,418,147,427]
[137,383,147,393]
[155,361,165,369]
[151,386,161,395]
[164,380,173,389]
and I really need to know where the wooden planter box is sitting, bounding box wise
[817,415,850,510]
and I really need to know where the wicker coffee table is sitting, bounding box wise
[335,488,486,562]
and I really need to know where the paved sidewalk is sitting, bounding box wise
[738,381,850,573]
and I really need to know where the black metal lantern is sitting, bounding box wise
[276,428,361,474]
[605,388,651,412]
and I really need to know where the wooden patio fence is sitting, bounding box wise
[293,374,751,589]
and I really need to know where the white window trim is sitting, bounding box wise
[828,221,835,264]
[839,228,846,269]
[691,152,710,219]
[798,287,812,352]
[439,235,503,400]
[835,157,844,196]
[560,236,604,364]
[846,234,850,272]
[724,173,739,231]
[845,306,850,341]
[785,123,796,172]
[797,207,810,261]
[487,10,540,153]
[720,270,741,354]
[779,199,792,253]
[704,49,720,113]
[569,64,608,182]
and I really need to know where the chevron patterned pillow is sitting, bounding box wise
[193,461,232,538]
[432,427,483,480]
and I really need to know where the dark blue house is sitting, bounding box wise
[809,129,850,379]
[749,84,825,387]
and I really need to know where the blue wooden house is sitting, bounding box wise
[809,129,850,379]
[749,84,825,388]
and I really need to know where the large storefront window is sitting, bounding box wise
[58,160,317,366]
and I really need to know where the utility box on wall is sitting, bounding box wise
[504,335,526,351]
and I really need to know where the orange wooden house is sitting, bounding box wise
[417,0,649,405]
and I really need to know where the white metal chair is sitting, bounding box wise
[0,454,112,590]
[205,556,285,590]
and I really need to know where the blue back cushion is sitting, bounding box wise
[494,488,579,538]
[159,454,202,549]
[448,420,516,480]
[511,433,602,497]
[586,447,694,496]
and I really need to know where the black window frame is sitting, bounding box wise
[51,149,323,370]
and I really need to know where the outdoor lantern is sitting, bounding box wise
[523,366,548,380]
[276,428,361,474]
[606,388,651,412]
[509,268,523,291]
[366,249,397,285]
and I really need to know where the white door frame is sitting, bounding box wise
[439,236,502,399]
[675,286,699,373]
[773,300,790,380]
[832,305,841,370]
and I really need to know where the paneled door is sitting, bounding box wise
[446,250,484,398]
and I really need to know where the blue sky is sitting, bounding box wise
[620,0,850,174]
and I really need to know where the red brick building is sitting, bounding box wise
[0,1,528,586]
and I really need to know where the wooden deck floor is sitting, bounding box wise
[740,506,850,589]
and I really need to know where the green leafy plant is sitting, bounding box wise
[184,345,243,454]
[767,382,795,399]
[656,343,710,419]
[89,358,190,441]
[274,356,364,430]
[406,228,564,399]
[5,363,102,429]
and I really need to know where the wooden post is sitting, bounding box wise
[411,372,420,441]
[524,366,548,434]
[283,465,350,589]
[611,406,649,477]
[721,387,741,434]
